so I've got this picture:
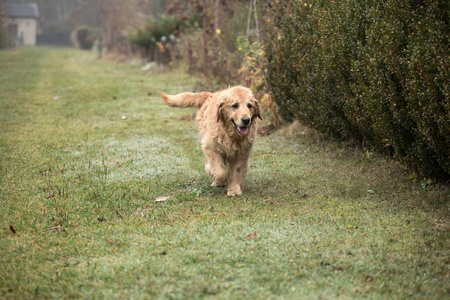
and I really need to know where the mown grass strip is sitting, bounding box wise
[0,47,448,299]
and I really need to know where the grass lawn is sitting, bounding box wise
[0,47,448,299]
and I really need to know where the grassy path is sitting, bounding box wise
[0,48,448,299]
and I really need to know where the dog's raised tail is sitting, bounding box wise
[160,91,212,108]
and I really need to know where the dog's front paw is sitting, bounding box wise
[227,187,242,197]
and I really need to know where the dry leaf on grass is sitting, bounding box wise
[155,196,169,202]
[332,265,344,271]
[247,232,257,239]
[133,209,151,217]
[433,219,450,231]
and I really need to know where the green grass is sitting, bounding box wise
[0,47,448,299]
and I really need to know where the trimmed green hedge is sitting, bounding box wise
[266,0,449,181]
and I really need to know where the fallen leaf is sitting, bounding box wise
[9,225,16,234]
[155,196,169,202]
[332,265,344,271]
[133,209,150,217]
[50,224,66,231]
[108,240,114,243]
[433,220,450,231]
[247,232,257,239]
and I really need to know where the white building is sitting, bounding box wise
[4,3,40,46]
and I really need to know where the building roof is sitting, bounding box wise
[4,3,39,19]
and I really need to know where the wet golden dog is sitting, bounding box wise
[160,86,261,196]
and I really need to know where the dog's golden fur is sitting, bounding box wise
[160,86,261,196]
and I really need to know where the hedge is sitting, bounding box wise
[265,0,449,181]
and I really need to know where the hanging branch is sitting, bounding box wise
[246,0,252,35]
[253,0,260,40]
[245,0,260,41]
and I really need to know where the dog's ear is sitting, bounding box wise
[253,99,263,120]
[217,102,225,122]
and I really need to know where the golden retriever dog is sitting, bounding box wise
[160,86,261,196]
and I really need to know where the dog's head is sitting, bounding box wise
[217,86,262,136]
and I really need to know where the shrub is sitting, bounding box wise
[173,4,249,83]
[237,36,281,128]
[128,15,179,64]
[266,0,449,181]
[71,27,100,50]
[175,28,242,82]
[128,16,179,49]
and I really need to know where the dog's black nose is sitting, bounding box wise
[241,116,250,125]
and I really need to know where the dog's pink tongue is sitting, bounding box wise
[238,126,249,135]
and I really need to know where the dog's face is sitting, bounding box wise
[217,87,262,136]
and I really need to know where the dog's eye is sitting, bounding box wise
[247,104,252,109]
[232,103,239,109]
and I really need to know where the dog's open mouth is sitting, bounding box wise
[232,120,249,136]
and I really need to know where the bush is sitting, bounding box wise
[174,4,248,83]
[236,36,281,128]
[266,0,449,181]
[128,15,179,64]
[128,16,179,49]
[71,27,100,50]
